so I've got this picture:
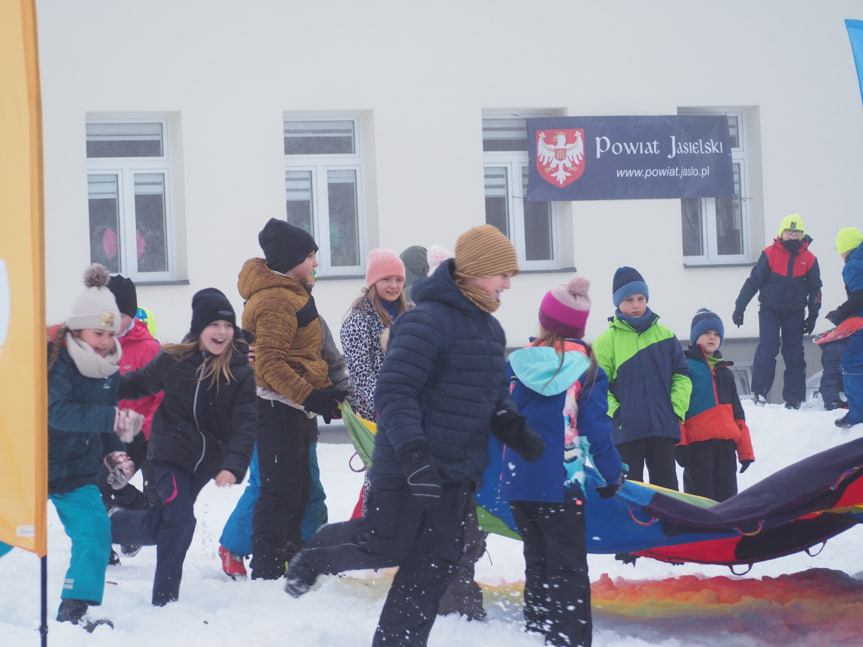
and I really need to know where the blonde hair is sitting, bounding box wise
[162,335,248,390]
[348,286,410,327]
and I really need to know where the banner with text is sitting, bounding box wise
[526,115,733,201]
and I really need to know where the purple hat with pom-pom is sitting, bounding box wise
[539,276,591,339]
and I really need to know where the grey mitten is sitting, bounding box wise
[103,451,136,489]
[114,408,145,443]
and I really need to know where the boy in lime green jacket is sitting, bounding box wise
[593,266,691,491]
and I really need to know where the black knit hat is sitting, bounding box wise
[258,218,318,274]
[612,266,649,307]
[107,274,138,318]
[189,288,236,338]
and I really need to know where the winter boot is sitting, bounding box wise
[219,545,247,580]
[284,553,318,597]
[121,544,142,557]
[108,549,121,566]
[57,599,113,632]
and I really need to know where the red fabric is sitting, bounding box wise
[117,318,163,439]
[350,485,364,519]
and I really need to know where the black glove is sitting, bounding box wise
[732,309,744,327]
[302,386,349,423]
[739,460,753,474]
[396,441,441,510]
[675,445,689,468]
[596,472,625,499]
[802,313,818,335]
[491,410,545,462]
[826,310,845,326]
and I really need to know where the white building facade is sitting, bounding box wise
[36,0,863,395]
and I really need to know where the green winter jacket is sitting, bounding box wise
[593,313,691,445]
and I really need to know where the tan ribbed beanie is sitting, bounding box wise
[453,225,520,279]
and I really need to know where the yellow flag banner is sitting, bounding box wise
[0,0,47,557]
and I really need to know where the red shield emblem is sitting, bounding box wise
[536,129,585,187]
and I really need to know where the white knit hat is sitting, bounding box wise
[67,264,121,333]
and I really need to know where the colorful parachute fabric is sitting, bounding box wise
[340,403,863,568]
[478,435,863,568]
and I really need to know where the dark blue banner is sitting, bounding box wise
[526,115,733,201]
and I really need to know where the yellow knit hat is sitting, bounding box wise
[835,227,863,255]
[777,214,805,237]
[453,224,520,279]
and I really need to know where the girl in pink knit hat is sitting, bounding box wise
[340,248,409,421]
[497,275,624,647]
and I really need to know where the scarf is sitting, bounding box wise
[455,278,500,313]
[65,332,121,378]
[615,307,656,334]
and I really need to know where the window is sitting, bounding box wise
[86,119,176,280]
[680,109,752,265]
[284,117,365,274]
[483,116,559,270]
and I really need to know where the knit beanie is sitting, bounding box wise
[67,264,122,333]
[258,218,318,274]
[778,213,805,237]
[539,276,591,339]
[107,274,138,318]
[426,244,452,276]
[365,248,406,288]
[835,227,863,255]
[400,245,429,287]
[453,225,520,279]
[189,288,236,338]
[612,266,649,307]
[690,307,724,347]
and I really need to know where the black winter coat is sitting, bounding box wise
[370,259,517,488]
[120,345,256,481]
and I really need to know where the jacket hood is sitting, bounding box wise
[509,345,591,396]
[238,257,305,300]
[410,258,478,316]
[122,318,156,343]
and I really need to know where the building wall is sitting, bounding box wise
[36,0,863,393]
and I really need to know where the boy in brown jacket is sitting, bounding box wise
[238,218,348,579]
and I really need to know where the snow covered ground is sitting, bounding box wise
[3,399,863,646]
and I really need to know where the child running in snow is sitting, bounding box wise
[284,224,545,646]
[47,264,144,630]
[109,288,256,606]
[499,276,624,647]
[593,266,691,491]
[217,309,353,579]
[678,308,754,501]
[341,247,488,619]
[239,218,349,579]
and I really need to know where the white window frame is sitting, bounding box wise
[482,115,560,271]
[680,108,750,266]
[283,115,366,276]
[85,116,176,281]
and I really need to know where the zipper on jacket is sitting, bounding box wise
[192,353,207,472]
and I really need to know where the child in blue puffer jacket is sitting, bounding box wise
[499,276,623,647]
